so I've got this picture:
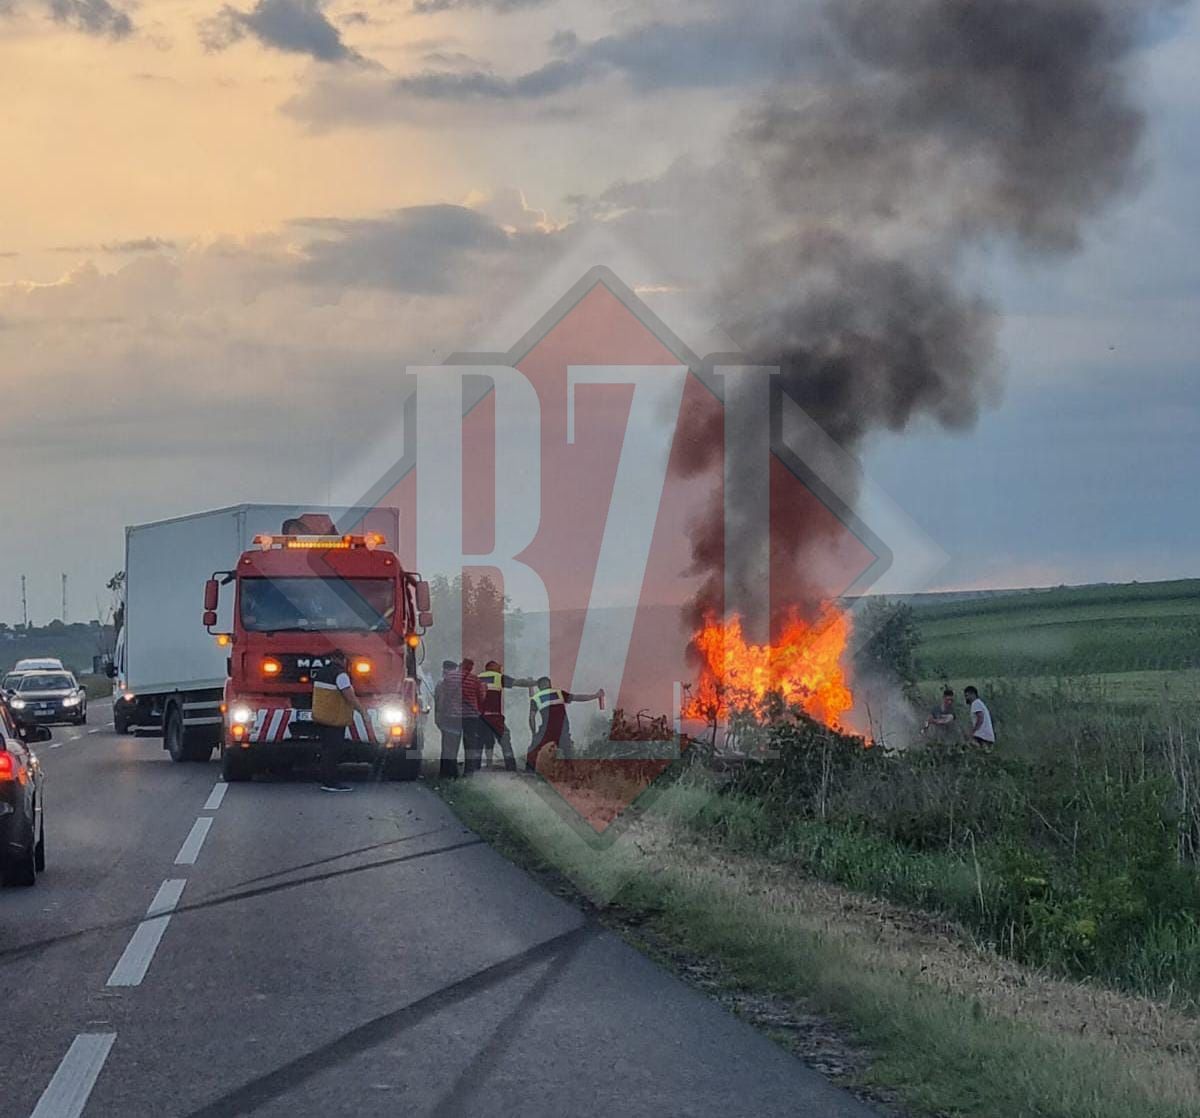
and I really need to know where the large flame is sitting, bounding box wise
[682,607,855,730]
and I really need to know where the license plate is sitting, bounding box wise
[37,705,52,712]
[293,710,313,722]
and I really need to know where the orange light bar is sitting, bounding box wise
[285,537,352,550]
[352,658,372,675]
[261,657,282,677]
[364,532,385,551]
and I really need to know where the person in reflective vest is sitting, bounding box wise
[477,660,537,772]
[312,649,365,793]
[526,676,602,773]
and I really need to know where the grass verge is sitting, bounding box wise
[437,773,1200,1118]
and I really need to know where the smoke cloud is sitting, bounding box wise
[678,0,1175,624]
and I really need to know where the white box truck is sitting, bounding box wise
[112,504,401,760]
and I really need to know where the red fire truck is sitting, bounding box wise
[203,513,432,783]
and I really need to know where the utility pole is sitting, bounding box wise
[62,573,68,625]
[20,575,27,629]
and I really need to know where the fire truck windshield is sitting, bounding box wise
[239,577,396,633]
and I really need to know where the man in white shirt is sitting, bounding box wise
[963,686,995,746]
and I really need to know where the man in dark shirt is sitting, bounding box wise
[477,660,538,771]
[923,688,958,744]
[526,676,602,772]
[433,660,460,778]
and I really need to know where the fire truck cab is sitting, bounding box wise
[204,514,432,783]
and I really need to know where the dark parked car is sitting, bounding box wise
[7,672,88,725]
[1,701,49,886]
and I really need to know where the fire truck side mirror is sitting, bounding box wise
[415,580,431,613]
[202,610,218,628]
[418,611,433,629]
[203,579,219,612]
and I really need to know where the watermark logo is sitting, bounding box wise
[348,266,901,841]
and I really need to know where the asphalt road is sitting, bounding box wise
[3,702,879,1117]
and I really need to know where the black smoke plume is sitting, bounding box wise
[677,0,1175,627]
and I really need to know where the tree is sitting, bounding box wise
[106,570,126,635]
[424,572,526,672]
[852,598,921,697]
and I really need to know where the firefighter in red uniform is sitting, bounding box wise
[477,661,537,771]
[526,676,602,773]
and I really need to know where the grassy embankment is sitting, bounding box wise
[436,579,1200,1117]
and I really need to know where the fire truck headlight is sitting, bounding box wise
[230,704,254,725]
[379,704,408,727]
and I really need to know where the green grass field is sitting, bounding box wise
[911,578,1200,691]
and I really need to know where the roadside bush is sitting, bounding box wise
[690,688,1200,1008]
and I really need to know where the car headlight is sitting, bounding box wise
[229,704,254,725]
[379,704,408,727]
[10,698,26,710]
[63,694,81,706]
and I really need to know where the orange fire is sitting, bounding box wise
[682,607,854,730]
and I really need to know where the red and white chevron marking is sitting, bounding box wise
[249,707,381,744]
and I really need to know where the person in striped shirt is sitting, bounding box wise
[434,659,489,776]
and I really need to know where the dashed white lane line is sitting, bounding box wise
[203,781,228,811]
[106,879,186,987]
[86,729,100,735]
[174,816,213,865]
[29,1032,116,1118]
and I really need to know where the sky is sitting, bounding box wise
[0,0,1197,625]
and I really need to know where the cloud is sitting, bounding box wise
[104,237,177,253]
[0,197,569,620]
[392,56,588,100]
[295,203,532,291]
[46,0,133,37]
[411,0,551,12]
[285,7,825,125]
[0,0,135,37]
[392,16,817,101]
[51,237,177,254]
[201,0,360,62]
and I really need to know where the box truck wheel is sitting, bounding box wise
[165,705,188,763]
[114,708,130,734]
[165,702,215,763]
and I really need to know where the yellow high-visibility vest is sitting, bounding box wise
[532,688,565,712]
[312,668,353,727]
[478,670,503,691]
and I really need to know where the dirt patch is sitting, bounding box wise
[634,817,1200,1096]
